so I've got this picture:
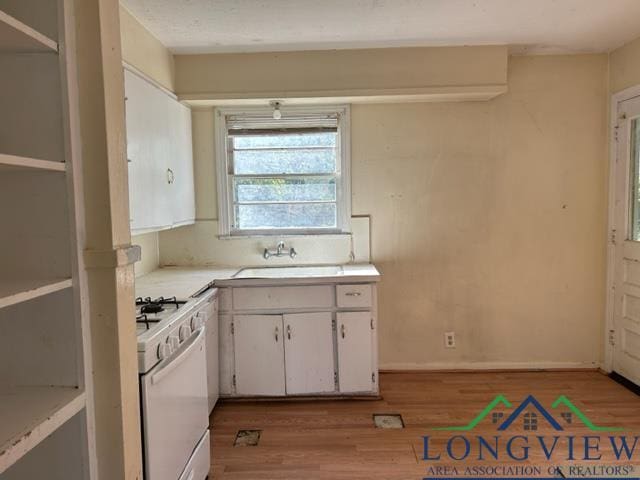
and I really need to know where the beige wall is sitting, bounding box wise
[610,36,640,93]
[119,4,174,276]
[133,231,159,277]
[164,54,609,368]
[353,55,608,368]
[119,4,175,91]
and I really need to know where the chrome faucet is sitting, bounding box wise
[264,241,297,259]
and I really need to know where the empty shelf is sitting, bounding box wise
[0,386,85,474]
[0,278,72,309]
[0,10,57,53]
[0,154,66,172]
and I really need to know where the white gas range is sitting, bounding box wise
[135,291,214,480]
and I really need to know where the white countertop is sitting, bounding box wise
[135,266,239,300]
[135,264,380,300]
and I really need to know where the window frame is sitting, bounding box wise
[215,105,351,237]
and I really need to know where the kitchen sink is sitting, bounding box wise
[232,265,344,279]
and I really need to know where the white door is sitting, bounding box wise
[141,327,209,480]
[612,94,640,386]
[336,312,374,393]
[168,99,195,227]
[283,312,335,395]
[234,315,285,396]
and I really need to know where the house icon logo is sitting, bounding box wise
[433,394,623,432]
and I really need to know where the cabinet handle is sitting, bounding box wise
[287,324,291,340]
[167,168,175,184]
[345,292,361,297]
[341,324,346,339]
[275,325,279,342]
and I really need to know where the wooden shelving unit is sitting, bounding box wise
[0,1,95,478]
[0,9,57,53]
[0,387,85,475]
[0,278,72,309]
[0,153,66,172]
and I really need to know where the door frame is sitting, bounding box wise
[604,84,640,372]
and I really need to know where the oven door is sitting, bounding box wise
[141,327,209,480]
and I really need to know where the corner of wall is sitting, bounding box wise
[119,3,175,92]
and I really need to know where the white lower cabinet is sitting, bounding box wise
[284,312,335,395]
[234,314,285,396]
[220,281,379,398]
[233,312,336,396]
[337,312,374,393]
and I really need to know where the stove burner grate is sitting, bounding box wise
[135,296,185,330]
[141,303,164,314]
[136,314,161,330]
[136,296,181,309]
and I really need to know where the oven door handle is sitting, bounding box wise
[151,327,205,385]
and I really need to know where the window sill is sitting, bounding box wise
[217,231,352,240]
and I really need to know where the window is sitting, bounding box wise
[216,106,351,236]
[523,412,538,431]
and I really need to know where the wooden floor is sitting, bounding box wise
[209,371,640,479]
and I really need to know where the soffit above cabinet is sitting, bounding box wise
[175,45,508,105]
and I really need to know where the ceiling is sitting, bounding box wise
[121,0,640,55]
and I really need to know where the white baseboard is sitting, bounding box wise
[379,361,600,371]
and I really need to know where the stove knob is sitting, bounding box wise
[168,335,180,351]
[190,315,201,330]
[179,324,191,342]
[157,342,171,360]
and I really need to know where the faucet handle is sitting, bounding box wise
[263,248,271,260]
[289,247,297,259]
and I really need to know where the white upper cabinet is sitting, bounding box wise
[169,99,195,227]
[125,70,171,231]
[124,68,195,234]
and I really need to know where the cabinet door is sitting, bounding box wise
[233,315,285,396]
[168,99,195,227]
[124,69,150,231]
[283,312,335,395]
[337,312,374,393]
[124,69,172,232]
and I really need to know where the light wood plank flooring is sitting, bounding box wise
[209,371,640,479]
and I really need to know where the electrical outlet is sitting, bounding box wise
[444,332,456,348]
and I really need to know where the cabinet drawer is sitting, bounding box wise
[233,286,334,310]
[336,284,372,308]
